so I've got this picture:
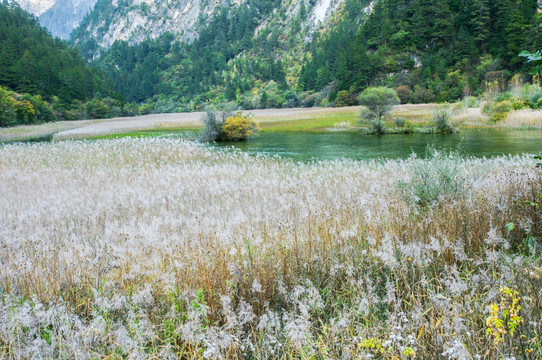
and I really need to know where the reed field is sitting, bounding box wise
[0,138,541,359]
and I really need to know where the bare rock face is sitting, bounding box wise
[14,0,54,15]
[71,0,346,57]
[14,0,97,38]
[39,0,98,38]
[73,0,236,51]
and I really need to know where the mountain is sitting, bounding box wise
[0,1,111,101]
[13,0,96,38]
[38,0,98,39]
[12,0,53,16]
[69,0,541,112]
[72,0,346,57]
[0,2,115,127]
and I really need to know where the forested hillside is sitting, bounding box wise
[73,0,542,112]
[299,0,542,103]
[0,2,109,101]
[0,2,129,126]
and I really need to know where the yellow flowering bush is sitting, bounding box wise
[221,112,259,141]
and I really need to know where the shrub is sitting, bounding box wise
[464,96,479,108]
[393,118,414,133]
[411,86,435,104]
[334,90,351,107]
[394,117,406,128]
[495,91,513,102]
[520,84,542,105]
[61,110,77,121]
[14,99,35,124]
[359,87,400,135]
[395,85,411,104]
[432,108,457,133]
[0,88,18,127]
[139,103,154,115]
[200,109,230,142]
[21,94,57,124]
[489,101,513,122]
[86,99,110,119]
[221,113,259,141]
[199,105,240,142]
[511,98,529,111]
[300,93,322,107]
[398,148,485,208]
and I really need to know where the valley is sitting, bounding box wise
[0,0,541,358]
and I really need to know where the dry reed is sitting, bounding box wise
[0,139,540,359]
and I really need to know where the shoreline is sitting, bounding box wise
[1,104,541,143]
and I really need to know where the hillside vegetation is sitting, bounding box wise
[71,0,542,113]
[0,2,157,127]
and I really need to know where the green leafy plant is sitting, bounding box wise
[486,287,533,357]
[358,87,400,135]
[432,108,457,133]
[398,148,484,208]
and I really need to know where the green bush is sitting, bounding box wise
[395,85,411,104]
[61,110,78,121]
[511,98,530,111]
[358,87,400,135]
[139,103,154,115]
[21,94,57,123]
[464,96,479,108]
[411,86,435,104]
[0,87,21,127]
[432,108,457,133]
[334,90,351,107]
[398,148,485,208]
[495,92,513,102]
[199,105,238,142]
[520,84,542,105]
[394,118,414,134]
[14,99,35,125]
[489,101,513,122]
[86,99,110,119]
[394,117,406,128]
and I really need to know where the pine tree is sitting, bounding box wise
[471,0,491,49]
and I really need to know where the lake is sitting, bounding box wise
[212,129,542,161]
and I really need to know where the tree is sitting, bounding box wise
[0,86,17,127]
[520,14,542,76]
[334,90,351,107]
[358,87,400,134]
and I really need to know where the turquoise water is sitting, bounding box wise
[213,129,542,161]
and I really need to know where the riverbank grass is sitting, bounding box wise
[0,138,540,359]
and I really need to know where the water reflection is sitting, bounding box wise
[213,129,541,161]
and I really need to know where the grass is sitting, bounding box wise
[0,120,88,143]
[0,138,540,358]
[497,108,542,129]
[84,127,200,140]
[1,103,540,144]
[259,113,357,132]
[258,105,438,133]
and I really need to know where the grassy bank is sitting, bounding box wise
[1,104,540,143]
[0,138,540,358]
